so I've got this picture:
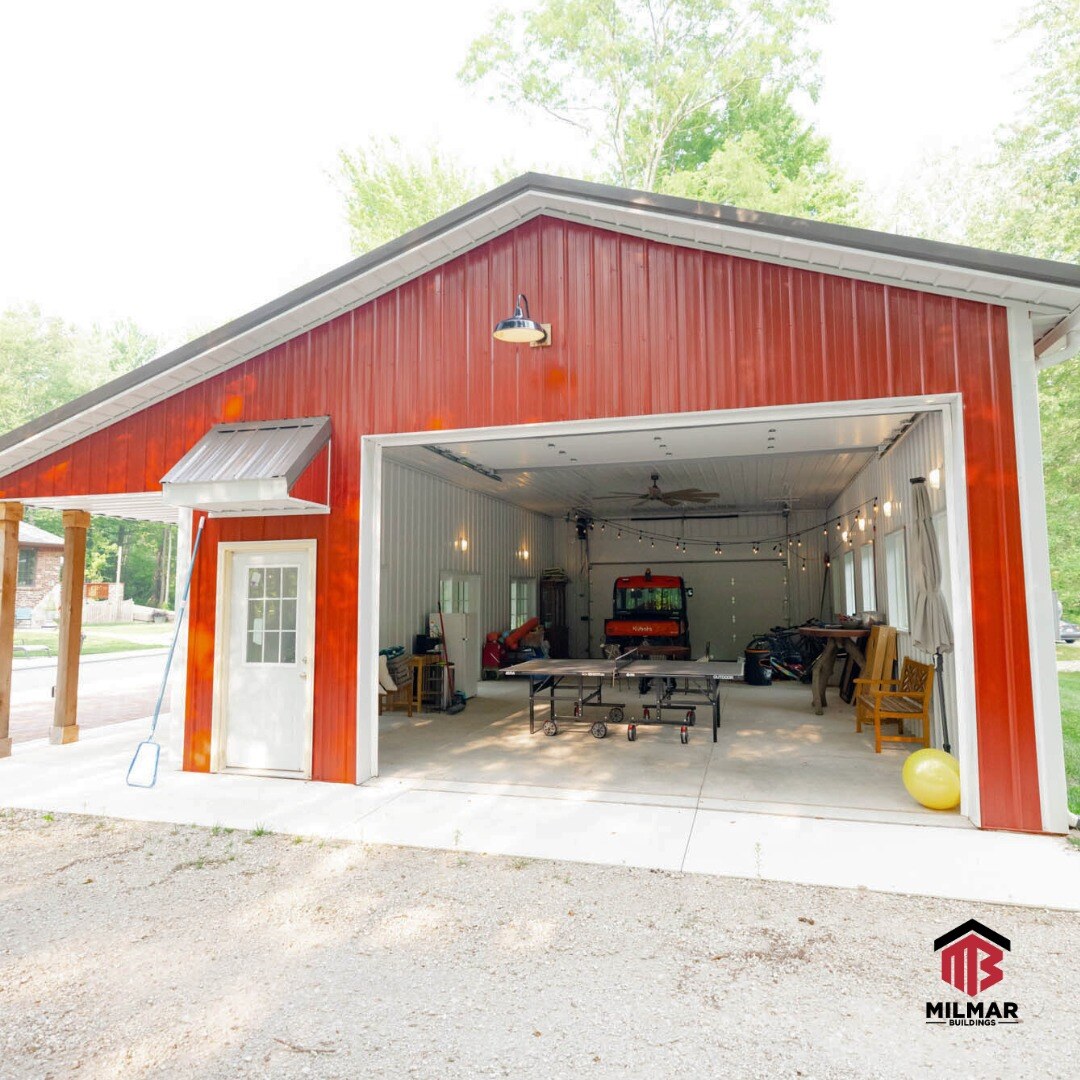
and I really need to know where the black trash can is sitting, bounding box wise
[744,640,773,686]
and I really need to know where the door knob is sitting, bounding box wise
[299,671,308,679]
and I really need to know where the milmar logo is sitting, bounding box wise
[925,920,1020,1027]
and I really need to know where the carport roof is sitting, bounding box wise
[1,172,1079,480]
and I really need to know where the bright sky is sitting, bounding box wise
[0,0,1031,342]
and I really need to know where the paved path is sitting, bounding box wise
[7,650,168,742]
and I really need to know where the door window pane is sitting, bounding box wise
[282,598,297,631]
[244,564,299,664]
[283,566,298,598]
[265,567,282,599]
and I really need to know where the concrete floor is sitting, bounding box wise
[5,716,1078,908]
[379,679,963,826]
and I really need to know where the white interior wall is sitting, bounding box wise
[826,412,957,749]
[380,460,555,650]
[556,509,829,658]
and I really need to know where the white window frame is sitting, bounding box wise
[859,541,876,612]
[840,550,857,617]
[885,529,910,632]
[510,577,536,630]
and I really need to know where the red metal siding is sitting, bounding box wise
[0,216,1042,829]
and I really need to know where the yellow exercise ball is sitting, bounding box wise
[902,748,961,810]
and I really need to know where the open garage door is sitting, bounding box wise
[361,398,973,828]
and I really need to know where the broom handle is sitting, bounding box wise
[146,516,205,739]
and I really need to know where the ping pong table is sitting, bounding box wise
[504,652,744,744]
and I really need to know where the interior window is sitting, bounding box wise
[509,578,535,629]
[841,550,857,617]
[859,542,876,611]
[885,530,910,631]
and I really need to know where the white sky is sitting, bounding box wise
[0,0,1031,342]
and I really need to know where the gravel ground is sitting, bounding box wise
[1,809,1077,1080]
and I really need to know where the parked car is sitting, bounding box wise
[1061,619,1080,644]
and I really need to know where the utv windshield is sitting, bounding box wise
[614,586,684,615]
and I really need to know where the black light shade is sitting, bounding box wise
[493,293,547,344]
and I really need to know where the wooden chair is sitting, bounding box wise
[855,657,934,753]
[852,626,897,728]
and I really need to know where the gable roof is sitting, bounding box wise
[18,521,64,548]
[1,172,1078,481]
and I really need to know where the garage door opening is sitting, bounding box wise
[358,397,976,827]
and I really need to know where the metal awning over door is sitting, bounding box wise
[161,417,331,517]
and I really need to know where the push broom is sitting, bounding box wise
[126,516,206,788]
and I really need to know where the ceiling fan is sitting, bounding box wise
[594,472,721,507]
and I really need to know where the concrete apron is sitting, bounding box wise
[2,716,1078,911]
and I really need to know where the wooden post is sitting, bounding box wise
[50,509,90,745]
[0,501,24,758]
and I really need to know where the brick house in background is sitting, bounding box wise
[16,522,64,616]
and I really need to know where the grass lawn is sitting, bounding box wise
[1061,672,1080,814]
[1057,642,1080,662]
[14,621,172,657]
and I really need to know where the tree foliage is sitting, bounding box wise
[2,308,169,608]
[969,0,1080,263]
[25,507,175,609]
[659,130,863,222]
[0,305,160,435]
[461,0,831,192]
[337,138,487,255]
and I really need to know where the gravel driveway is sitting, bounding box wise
[1,809,1077,1079]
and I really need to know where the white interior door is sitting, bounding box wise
[220,544,315,776]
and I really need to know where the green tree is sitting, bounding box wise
[659,130,863,222]
[336,138,487,255]
[0,305,161,435]
[969,0,1080,263]
[461,0,830,192]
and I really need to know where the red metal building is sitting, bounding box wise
[0,175,1076,832]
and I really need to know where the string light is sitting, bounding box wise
[566,496,879,554]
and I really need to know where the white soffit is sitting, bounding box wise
[1,175,1077,482]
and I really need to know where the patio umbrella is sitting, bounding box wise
[908,477,954,752]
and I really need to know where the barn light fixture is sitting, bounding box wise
[493,294,550,346]
[517,547,530,560]
[455,536,469,553]
[928,467,942,490]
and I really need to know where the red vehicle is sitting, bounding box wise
[604,570,690,653]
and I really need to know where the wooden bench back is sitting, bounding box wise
[863,625,897,684]
[898,658,934,700]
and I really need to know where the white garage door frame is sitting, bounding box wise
[357,394,982,825]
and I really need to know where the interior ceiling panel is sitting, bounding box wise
[384,412,914,518]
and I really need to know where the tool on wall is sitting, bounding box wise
[125,515,206,788]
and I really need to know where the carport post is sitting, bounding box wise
[50,509,90,745]
[0,501,24,758]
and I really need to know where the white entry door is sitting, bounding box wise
[219,543,316,777]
